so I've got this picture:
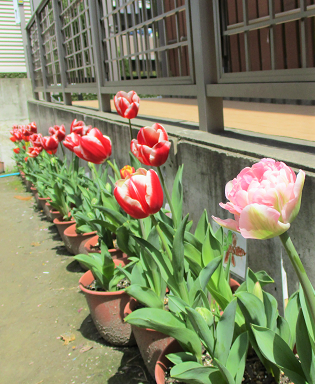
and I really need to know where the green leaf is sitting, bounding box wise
[166,352,197,365]
[215,299,237,365]
[202,225,222,280]
[285,291,300,348]
[254,270,274,287]
[170,362,225,384]
[276,316,292,347]
[299,285,315,342]
[213,358,236,384]
[130,262,147,286]
[125,308,202,359]
[171,165,184,228]
[296,309,315,383]
[125,285,164,309]
[199,256,222,292]
[226,332,249,384]
[236,292,267,328]
[263,291,279,331]
[252,325,307,384]
[172,215,189,285]
[185,306,215,357]
[194,209,209,243]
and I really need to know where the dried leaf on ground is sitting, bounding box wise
[31,242,40,247]
[14,195,32,201]
[79,345,93,353]
[60,332,75,345]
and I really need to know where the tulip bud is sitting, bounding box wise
[105,183,111,193]
[87,212,95,219]
[195,307,214,327]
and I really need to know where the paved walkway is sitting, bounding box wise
[73,98,315,142]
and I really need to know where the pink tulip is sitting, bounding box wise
[114,91,140,119]
[212,158,305,240]
[70,119,92,136]
[49,125,66,141]
[120,165,135,179]
[130,123,171,167]
[63,128,112,164]
[114,168,163,219]
[41,135,59,155]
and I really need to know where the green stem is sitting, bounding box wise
[139,219,146,239]
[107,159,121,180]
[280,232,315,325]
[60,142,66,158]
[157,166,177,226]
[128,119,133,142]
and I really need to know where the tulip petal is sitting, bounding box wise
[145,169,164,214]
[212,216,240,232]
[281,170,305,224]
[239,203,290,240]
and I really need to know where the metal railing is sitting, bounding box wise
[24,0,315,133]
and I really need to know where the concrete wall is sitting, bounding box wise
[0,78,33,124]
[0,79,33,171]
[28,100,315,313]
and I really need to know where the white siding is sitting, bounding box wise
[0,0,32,73]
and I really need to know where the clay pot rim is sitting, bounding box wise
[38,196,50,201]
[30,186,37,191]
[124,297,166,333]
[79,269,127,296]
[155,339,181,383]
[53,217,76,225]
[64,223,97,238]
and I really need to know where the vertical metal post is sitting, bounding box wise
[300,0,307,68]
[190,0,224,133]
[88,0,111,112]
[52,0,71,105]
[35,11,50,101]
[18,3,31,79]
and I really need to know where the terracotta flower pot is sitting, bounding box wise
[25,179,32,192]
[79,263,135,347]
[155,339,182,384]
[30,186,42,209]
[38,196,50,210]
[53,216,76,244]
[20,171,26,183]
[43,202,62,222]
[63,223,97,255]
[124,298,173,378]
[84,235,125,259]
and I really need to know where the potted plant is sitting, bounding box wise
[75,241,135,346]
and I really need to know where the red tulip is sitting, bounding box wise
[63,128,112,164]
[10,136,17,142]
[13,148,20,154]
[24,157,28,162]
[130,123,171,167]
[41,135,59,155]
[114,168,163,219]
[120,165,135,179]
[70,119,92,136]
[29,133,43,148]
[48,125,66,141]
[114,91,140,119]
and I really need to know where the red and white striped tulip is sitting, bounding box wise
[114,168,163,219]
[70,119,92,136]
[29,133,43,148]
[26,122,37,134]
[41,135,59,155]
[130,123,171,167]
[48,125,66,141]
[63,128,112,164]
[114,91,140,119]
[27,146,43,158]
